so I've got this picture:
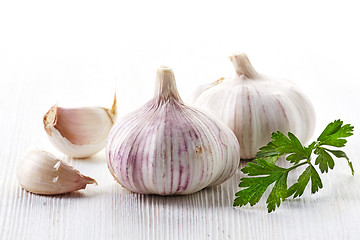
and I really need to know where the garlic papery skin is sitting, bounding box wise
[17,149,97,195]
[106,66,240,195]
[189,52,316,159]
[43,96,117,158]
[186,77,226,104]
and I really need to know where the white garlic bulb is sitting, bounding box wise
[43,96,117,158]
[106,66,240,195]
[17,149,97,195]
[189,52,315,159]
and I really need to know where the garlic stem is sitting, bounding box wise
[229,52,260,79]
[155,66,183,103]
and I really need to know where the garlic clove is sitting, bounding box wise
[43,95,117,158]
[189,52,316,159]
[17,149,97,195]
[106,66,240,195]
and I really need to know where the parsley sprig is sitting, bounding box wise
[234,120,354,213]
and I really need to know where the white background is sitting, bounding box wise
[1,0,360,239]
[1,0,359,117]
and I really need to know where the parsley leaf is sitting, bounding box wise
[234,120,354,213]
[234,159,288,211]
[256,131,311,164]
[318,119,354,147]
[314,147,334,173]
[287,165,323,198]
[325,148,354,175]
[266,171,288,213]
[316,119,354,174]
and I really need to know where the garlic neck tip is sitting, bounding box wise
[158,65,173,73]
[43,105,58,135]
[229,52,259,79]
[84,176,98,185]
[155,65,182,103]
[109,94,117,117]
[229,51,247,60]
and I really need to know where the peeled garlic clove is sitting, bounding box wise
[17,149,97,195]
[189,52,316,159]
[43,96,117,158]
[106,66,240,195]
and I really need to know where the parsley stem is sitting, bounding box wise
[287,161,308,171]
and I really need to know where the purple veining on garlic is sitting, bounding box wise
[105,67,240,195]
[189,52,316,159]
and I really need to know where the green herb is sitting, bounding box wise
[234,120,354,213]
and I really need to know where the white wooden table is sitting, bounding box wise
[1,0,360,239]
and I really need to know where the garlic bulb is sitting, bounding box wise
[106,66,240,195]
[189,53,315,159]
[43,96,117,158]
[17,149,97,195]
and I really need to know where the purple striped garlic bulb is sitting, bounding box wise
[189,53,316,159]
[106,66,240,195]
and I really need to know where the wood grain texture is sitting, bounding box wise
[1,78,360,240]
